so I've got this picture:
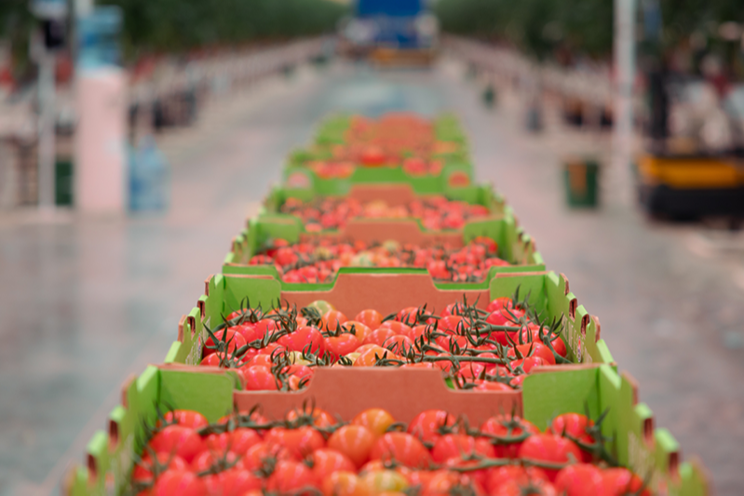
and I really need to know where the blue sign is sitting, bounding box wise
[77,6,123,69]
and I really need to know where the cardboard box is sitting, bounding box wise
[165,271,613,369]
[63,364,709,496]
[222,209,545,287]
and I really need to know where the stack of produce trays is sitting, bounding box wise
[283,113,474,194]
[62,112,710,496]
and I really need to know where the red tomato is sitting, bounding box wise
[518,434,583,481]
[190,450,238,473]
[265,426,326,459]
[554,464,605,496]
[231,323,262,343]
[369,432,432,468]
[152,469,206,496]
[480,415,539,458]
[550,413,595,462]
[321,470,360,496]
[212,469,262,496]
[486,465,549,494]
[308,448,356,481]
[267,460,319,492]
[238,442,296,471]
[286,407,336,428]
[408,409,457,444]
[472,380,514,392]
[510,356,546,374]
[148,425,204,463]
[277,326,326,355]
[325,333,361,361]
[363,327,398,347]
[423,469,484,496]
[355,309,383,329]
[601,468,650,496]
[493,477,556,496]
[431,434,495,463]
[507,343,556,365]
[382,335,414,354]
[327,425,376,468]
[132,453,187,484]
[242,365,279,391]
[322,310,348,330]
[203,329,247,357]
[378,321,413,336]
[203,428,261,456]
[159,410,208,430]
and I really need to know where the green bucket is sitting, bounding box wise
[55,159,74,206]
[563,159,599,207]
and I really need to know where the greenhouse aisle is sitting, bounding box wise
[0,61,742,495]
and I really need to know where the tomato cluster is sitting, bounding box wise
[279,196,490,232]
[200,295,570,392]
[133,406,648,496]
[249,236,510,284]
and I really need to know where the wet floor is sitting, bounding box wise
[1,61,742,495]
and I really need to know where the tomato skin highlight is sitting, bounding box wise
[328,424,376,468]
[554,464,605,496]
[308,448,356,481]
[518,434,583,481]
[148,425,204,464]
[265,426,326,459]
[369,432,432,469]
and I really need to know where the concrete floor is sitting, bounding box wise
[1,61,743,495]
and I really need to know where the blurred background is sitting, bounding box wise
[0,0,743,494]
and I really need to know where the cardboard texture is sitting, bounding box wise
[65,364,708,496]
[221,212,546,287]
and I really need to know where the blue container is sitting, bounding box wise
[129,136,170,212]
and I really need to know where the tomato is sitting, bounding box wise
[382,335,414,355]
[267,460,319,493]
[238,442,295,471]
[363,327,398,347]
[492,477,556,496]
[307,300,335,316]
[278,326,326,356]
[328,425,376,468]
[322,310,348,330]
[486,466,549,494]
[191,450,238,473]
[355,309,383,330]
[203,329,247,357]
[286,407,336,428]
[254,318,279,337]
[231,323,262,343]
[370,432,432,469]
[438,315,466,333]
[554,464,605,496]
[132,453,187,484]
[431,434,495,463]
[601,468,650,496]
[422,469,484,496]
[480,415,539,458]
[378,321,413,337]
[518,434,582,481]
[408,409,457,444]
[352,408,396,438]
[325,333,361,361]
[341,321,372,341]
[159,410,208,430]
[151,469,206,496]
[203,428,261,456]
[265,426,326,459]
[507,343,556,365]
[308,448,356,480]
[549,337,567,358]
[510,356,546,374]
[472,381,514,392]
[550,413,595,462]
[242,365,279,390]
[353,345,395,367]
[357,470,409,495]
[148,425,204,463]
[396,306,421,324]
[322,471,360,496]
[212,469,262,496]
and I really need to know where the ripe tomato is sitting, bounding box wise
[132,453,187,484]
[493,477,556,496]
[231,323,262,343]
[325,333,361,361]
[267,460,319,492]
[600,468,650,496]
[422,469,483,496]
[510,356,546,374]
[148,425,204,463]
[286,407,335,428]
[341,321,372,342]
[356,469,409,494]
[190,450,238,473]
[370,432,432,469]
[151,469,206,496]
[518,434,582,481]
[328,425,376,468]
[353,345,394,367]
[554,464,604,496]
[486,466,549,494]
[472,380,514,392]
[211,469,262,496]
[321,471,360,496]
[159,410,208,430]
[265,426,326,459]
[431,434,495,463]
[203,428,261,456]
[238,442,295,471]
[382,335,414,355]
[363,327,398,347]
[242,365,279,391]
[355,309,383,330]
[550,413,595,462]
[408,409,457,444]
[378,321,413,337]
[352,408,396,438]
[322,310,348,330]
[203,329,247,357]
[480,415,539,458]
[507,343,556,365]
[278,326,326,355]
[308,448,356,480]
